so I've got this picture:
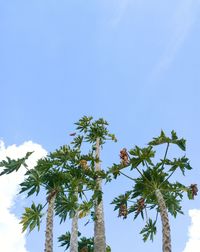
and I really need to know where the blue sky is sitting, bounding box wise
[0,0,200,251]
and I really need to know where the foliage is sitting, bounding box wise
[140,219,157,242]
[110,130,196,242]
[0,116,116,249]
[0,152,33,175]
[20,203,43,233]
[0,119,196,251]
[74,116,117,147]
[58,232,111,252]
[148,130,186,151]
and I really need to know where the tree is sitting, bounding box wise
[110,130,197,252]
[18,156,71,252]
[51,145,81,252]
[41,144,97,252]
[72,116,117,252]
[0,116,116,252]
[0,145,84,252]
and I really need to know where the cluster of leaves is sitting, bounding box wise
[20,203,43,233]
[58,232,111,252]
[140,219,157,242]
[74,116,117,147]
[0,152,33,175]
[148,130,186,151]
[22,144,104,232]
[110,130,196,242]
[0,144,91,232]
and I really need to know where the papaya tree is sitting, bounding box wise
[9,116,116,252]
[0,116,117,252]
[69,116,117,252]
[52,143,101,252]
[110,130,197,252]
[22,144,98,252]
[0,144,90,252]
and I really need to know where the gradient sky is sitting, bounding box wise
[0,0,200,251]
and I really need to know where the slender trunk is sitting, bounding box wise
[155,189,171,252]
[45,192,56,252]
[94,138,106,252]
[70,190,79,252]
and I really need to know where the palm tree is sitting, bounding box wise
[111,130,197,252]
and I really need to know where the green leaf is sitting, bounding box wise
[108,133,117,142]
[55,194,78,223]
[171,130,178,140]
[111,191,132,213]
[163,192,184,217]
[0,152,33,176]
[78,236,94,251]
[106,245,112,252]
[79,200,93,218]
[129,146,155,169]
[174,138,186,151]
[140,219,157,242]
[109,163,124,179]
[71,135,84,149]
[19,169,42,197]
[85,119,109,144]
[148,130,170,146]
[75,116,93,133]
[164,156,192,175]
[58,232,71,251]
[92,189,103,205]
[20,203,43,233]
[148,130,186,151]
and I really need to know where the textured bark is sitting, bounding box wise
[94,138,106,252]
[70,191,79,252]
[155,189,171,252]
[44,193,56,252]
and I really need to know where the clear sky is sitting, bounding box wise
[0,0,200,251]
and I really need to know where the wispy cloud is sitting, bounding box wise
[183,209,200,252]
[151,0,200,79]
[0,141,47,252]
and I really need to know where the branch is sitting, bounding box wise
[161,143,169,170]
[119,171,135,181]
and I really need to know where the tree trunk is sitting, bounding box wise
[45,192,56,252]
[155,189,171,252]
[94,138,106,252]
[70,191,79,252]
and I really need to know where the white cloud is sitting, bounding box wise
[0,140,47,252]
[151,0,200,78]
[183,209,200,252]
